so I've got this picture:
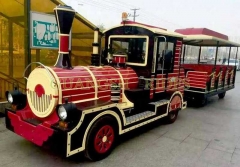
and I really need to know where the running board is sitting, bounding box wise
[126,111,155,124]
[125,99,170,125]
[149,99,169,106]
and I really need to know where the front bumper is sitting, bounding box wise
[5,109,68,157]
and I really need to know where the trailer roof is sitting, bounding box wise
[103,21,185,38]
[182,35,240,47]
[174,28,240,47]
[175,28,229,40]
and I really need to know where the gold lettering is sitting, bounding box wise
[124,78,129,90]
[85,78,95,90]
[62,78,72,89]
[99,78,108,91]
[74,78,84,89]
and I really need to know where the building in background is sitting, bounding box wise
[0,0,99,101]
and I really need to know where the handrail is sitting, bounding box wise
[23,62,55,82]
[0,77,25,90]
[0,76,26,100]
[0,71,25,87]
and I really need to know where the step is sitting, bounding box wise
[126,111,155,124]
[149,99,169,107]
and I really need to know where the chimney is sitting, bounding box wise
[54,5,75,69]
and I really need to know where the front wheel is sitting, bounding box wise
[84,116,118,161]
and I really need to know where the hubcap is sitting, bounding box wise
[94,125,114,154]
[102,136,107,142]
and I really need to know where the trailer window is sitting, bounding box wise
[108,36,148,66]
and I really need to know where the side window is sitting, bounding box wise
[157,42,174,71]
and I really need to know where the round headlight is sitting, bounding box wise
[58,106,67,120]
[7,93,13,103]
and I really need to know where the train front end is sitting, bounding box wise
[4,5,77,155]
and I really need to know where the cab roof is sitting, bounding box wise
[102,21,185,38]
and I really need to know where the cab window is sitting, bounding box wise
[108,36,148,66]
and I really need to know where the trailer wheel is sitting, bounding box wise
[84,116,118,161]
[218,92,226,99]
[196,97,207,107]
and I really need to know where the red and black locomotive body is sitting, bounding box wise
[4,6,188,161]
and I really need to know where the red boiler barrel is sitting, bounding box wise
[52,65,138,103]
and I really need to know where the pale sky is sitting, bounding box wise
[62,0,240,41]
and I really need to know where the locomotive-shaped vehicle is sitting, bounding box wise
[4,5,239,161]
[4,5,187,161]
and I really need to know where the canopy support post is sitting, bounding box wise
[214,41,219,67]
[198,46,201,64]
[182,44,186,64]
[235,47,238,66]
[228,46,232,66]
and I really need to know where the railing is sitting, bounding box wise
[0,71,26,101]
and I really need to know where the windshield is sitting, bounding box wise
[108,36,148,65]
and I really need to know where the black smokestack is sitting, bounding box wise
[54,5,75,69]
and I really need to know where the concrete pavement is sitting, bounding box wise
[0,72,240,167]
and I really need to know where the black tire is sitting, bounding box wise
[200,98,207,106]
[165,94,182,124]
[194,97,207,107]
[218,92,226,99]
[84,115,118,161]
[166,110,179,124]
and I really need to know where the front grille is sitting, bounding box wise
[29,90,52,114]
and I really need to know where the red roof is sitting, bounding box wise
[121,21,167,31]
[174,28,228,40]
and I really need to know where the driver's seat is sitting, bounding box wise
[124,88,150,111]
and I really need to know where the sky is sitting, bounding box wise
[62,0,240,41]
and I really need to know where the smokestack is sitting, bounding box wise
[91,28,100,66]
[54,5,75,69]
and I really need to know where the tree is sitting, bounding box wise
[97,23,105,32]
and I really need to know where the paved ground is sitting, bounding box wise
[0,72,240,167]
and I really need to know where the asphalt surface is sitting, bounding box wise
[0,72,240,167]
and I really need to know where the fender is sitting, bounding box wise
[167,91,186,112]
[66,108,122,157]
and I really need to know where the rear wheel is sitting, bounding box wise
[166,94,181,124]
[84,116,118,161]
[166,110,179,124]
[218,92,226,99]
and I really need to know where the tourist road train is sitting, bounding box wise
[4,5,240,161]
